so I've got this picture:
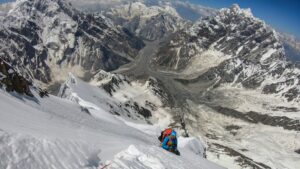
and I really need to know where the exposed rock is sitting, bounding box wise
[124,101,152,119]
[91,70,130,96]
[210,105,300,131]
[38,89,49,98]
[146,77,172,106]
[145,100,157,111]
[271,106,299,112]
[104,2,189,41]
[0,58,33,96]
[225,125,242,131]
[210,143,272,169]
[156,4,300,102]
[0,0,144,85]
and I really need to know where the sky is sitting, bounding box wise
[0,0,299,38]
[0,0,12,3]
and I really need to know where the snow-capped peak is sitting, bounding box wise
[154,3,300,103]
[189,4,262,38]
[217,3,256,22]
[110,1,181,19]
[227,4,253,18]
[4,0,73,28]
[104,1,188,41]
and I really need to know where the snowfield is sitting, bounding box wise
[0,75,224,169]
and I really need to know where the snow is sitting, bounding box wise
[178,137,206,157]
[189,84,300,168]
[194,102,300,169]
[90,71,174,125]
[0,74,224,169]
[8,68,14,74]
[183,48,231,75]
[214,85,300,119]
[260,48,277,62]
[110,144,221,169]
[42,14,78,61]
[236,46,243,55]
[242,8,254,18]
[110,145,166,169]
[174,47,182,70]
[0,72,5,80]
[110,2,181,20]
[218,4,254,21]
[251,45,259,52]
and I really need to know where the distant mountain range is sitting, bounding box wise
[1,1,300,169]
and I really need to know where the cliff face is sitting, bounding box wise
[0,0,144,84]
[0,58,33,96]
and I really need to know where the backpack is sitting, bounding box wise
[158,128,173,142]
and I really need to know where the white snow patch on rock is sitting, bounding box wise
[260,48,277,62]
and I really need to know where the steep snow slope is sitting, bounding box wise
[0,75,224,169]
[61,71,171,124]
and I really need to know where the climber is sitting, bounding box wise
[158,128,173,142]
[160,129,180,156]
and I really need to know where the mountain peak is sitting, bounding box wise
[230,3,241,11]
[6,0,74,24]
[219,3,254,19]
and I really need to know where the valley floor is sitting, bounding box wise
[192,86,300,169]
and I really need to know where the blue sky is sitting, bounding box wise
[190,0,300,39]
[0,0,12,3]
[0,0,299,38]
